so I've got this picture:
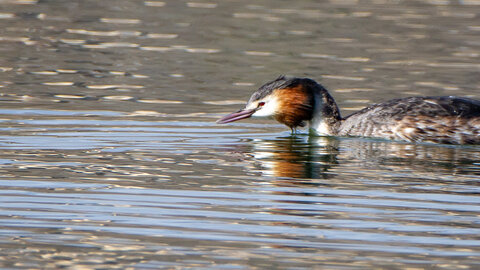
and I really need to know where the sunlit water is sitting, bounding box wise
[0,0,480,269]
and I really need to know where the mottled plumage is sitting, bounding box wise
[217,76,480,144]
[340,97,480,144]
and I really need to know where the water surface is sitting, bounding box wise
[0,0,479,269]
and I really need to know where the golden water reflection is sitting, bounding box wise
[246,136,480,181]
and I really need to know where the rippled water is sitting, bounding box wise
[1,0,480,269]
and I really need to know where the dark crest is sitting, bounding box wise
[248,75,301,104]
[247,76,328,105]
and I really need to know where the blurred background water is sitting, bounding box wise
[0,0,479,269]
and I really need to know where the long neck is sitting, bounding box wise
[309,87,342,135]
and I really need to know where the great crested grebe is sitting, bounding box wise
[217,76,480,144]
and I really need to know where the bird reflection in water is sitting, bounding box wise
[250,136,339,181]
[231,136,480,183]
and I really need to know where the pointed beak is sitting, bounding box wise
[216,108,256,124]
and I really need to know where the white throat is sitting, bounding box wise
[309,92,333,136]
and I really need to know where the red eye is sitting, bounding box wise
[258,102,265,107]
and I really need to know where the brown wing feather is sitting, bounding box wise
[340,96,480,144]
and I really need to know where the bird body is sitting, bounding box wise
[217,76,480,144]
[336,96,480,144]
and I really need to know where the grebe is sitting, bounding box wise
[217,76,480,144]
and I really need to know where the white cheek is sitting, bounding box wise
[251,98,279,118]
